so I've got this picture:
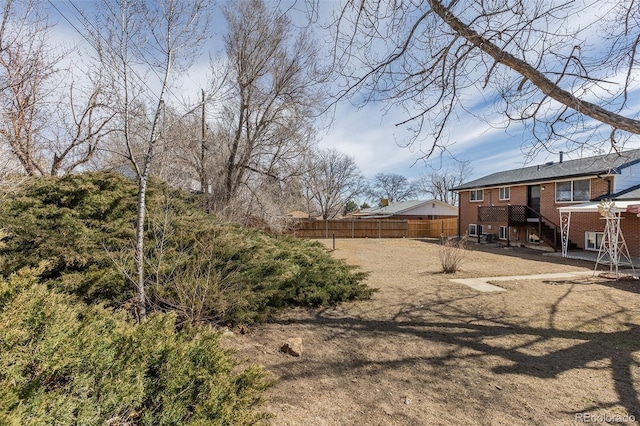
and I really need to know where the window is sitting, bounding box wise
[573,180,590,201]
[555,179,590,202]
[499,226,508,240]
[469,224,483,236]
[469,189,484,202]
[585,232,604,251]
[499,187,510,200]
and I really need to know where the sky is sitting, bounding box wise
[44,0,640,185]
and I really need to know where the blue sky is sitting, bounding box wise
[45,0,640,184]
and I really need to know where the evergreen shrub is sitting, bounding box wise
[0,268,272,425]
[0,172,372,324]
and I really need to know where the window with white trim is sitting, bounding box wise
[499,226,508,240]
[555,179,590,202]
[499,187,510,200]
[469,189,484,202]
[585,231,604,251]
[469,224,483,236]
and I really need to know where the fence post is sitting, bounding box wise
[378,220,381,238]
[352,220,355,238]
[325,220,328,239]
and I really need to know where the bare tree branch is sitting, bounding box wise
[330,0,640,157]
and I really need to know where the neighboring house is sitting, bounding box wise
[353,199,458,220]
[286,210,311,220]
[452,149,640,256]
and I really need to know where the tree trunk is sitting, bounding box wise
[134,175,147,321]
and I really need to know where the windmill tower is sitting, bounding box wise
[595,200,635,280]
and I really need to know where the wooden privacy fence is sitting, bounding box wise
[293,218,458,239]
[407,218,458,238]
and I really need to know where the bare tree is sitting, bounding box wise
[49,71,117,176]
[304,148,364,220]
[92,0,211,320]
[208,0,325,217]
[0,1,115,176]
[0,0,57,175]
[143,105,204,191]
[415,160,473,206]
[330,1,640,157]
[366,173,419,204]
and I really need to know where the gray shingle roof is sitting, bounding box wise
[359,199,452,215]
[452,149,640,191]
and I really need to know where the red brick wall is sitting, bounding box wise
[458,190,480,236]
[621,213,640,257]
[457,176,640,256]
[567,211,640,257]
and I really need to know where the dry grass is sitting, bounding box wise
[223,239,640,426]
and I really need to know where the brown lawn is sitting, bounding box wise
[224,239,640,426]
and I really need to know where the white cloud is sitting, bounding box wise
[44,0,640,187]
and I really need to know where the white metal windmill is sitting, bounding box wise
[595,200,635,280]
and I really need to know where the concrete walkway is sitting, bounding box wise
[450,271,595,293]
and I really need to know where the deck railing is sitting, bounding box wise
[477,205,560,249]
[477,205,530,224]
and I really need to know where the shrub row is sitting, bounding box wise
[0,172,372,324]
[0,268,272,425]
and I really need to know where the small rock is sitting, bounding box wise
[494,384,503,390]
[280,337,303,357]
[403,397,412,405]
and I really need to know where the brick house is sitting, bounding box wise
[451,149,640,257]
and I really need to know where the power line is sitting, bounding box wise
[46,0,204,115]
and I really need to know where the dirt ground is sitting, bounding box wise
[223,239,640,425]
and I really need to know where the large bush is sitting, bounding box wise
[0,173,138,303]
[0,268,272,425]
[0,172,372,324]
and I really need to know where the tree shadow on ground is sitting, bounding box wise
[269,288,640,421]
[544,277,640,295]
[418,238,596,269]
[592,278,640,295]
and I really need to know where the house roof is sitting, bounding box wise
[593,184,640,201]
[452,149,640,191]
[286,210,310,219]
[357,199,456,216]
